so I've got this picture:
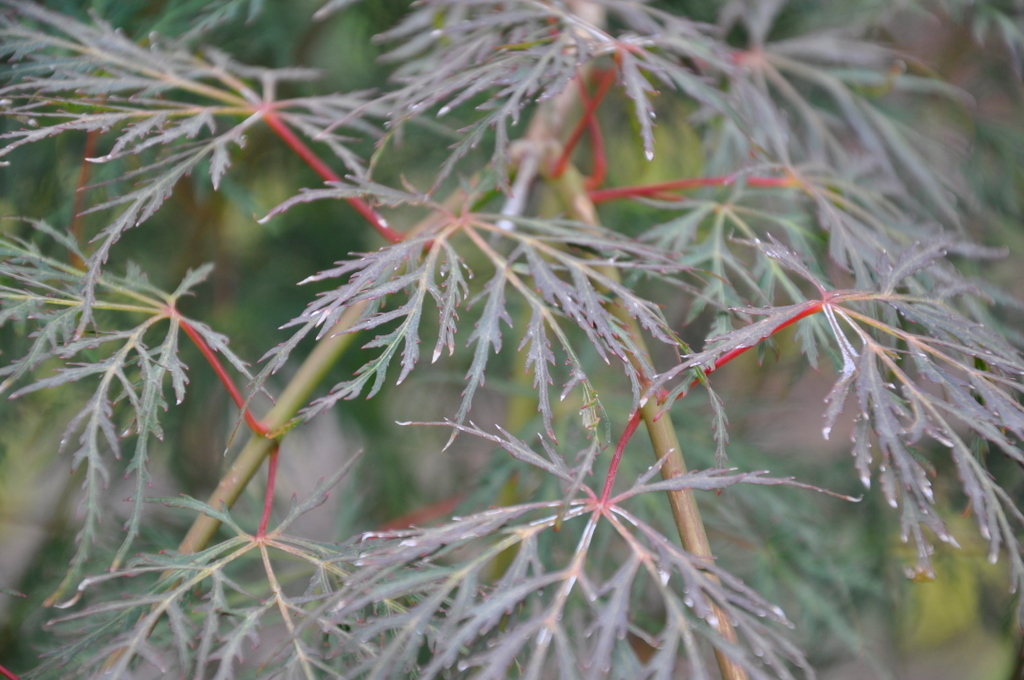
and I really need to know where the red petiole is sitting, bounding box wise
[171,106,411,538]
[179,318,270,438]
[376,493,466,532]
[178,317,282,533]
[256,445,279,539]
[589,175,797,204]
[600,407,643,504]
[703,300,823,378]
[261,108,405,244]
[552,68,616,180]
[68,129,101,270]
[599,300,826,503]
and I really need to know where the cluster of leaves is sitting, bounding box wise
[0,0,375,313]
[43,454,825,679]
[1,0,1023,678]
[0,219,247,597]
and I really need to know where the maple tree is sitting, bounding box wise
[1,1,1023,678]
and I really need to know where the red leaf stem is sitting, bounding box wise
[0,664,18,680]
[601,300,825,498]
[261,109,404,244]
[68,129,100,270]
[601,407,643,504]
[552,68,616,179]
[583,73,608,191]
[256,444,279,538]
[179,318,271,438]
[589,175,797,204]
[376,493,466,531]
[694,300,825,389]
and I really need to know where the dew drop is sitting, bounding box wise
[822,425,832,440]
[644,148,654,161]
[438,105,451,117]
[27,118,38,127]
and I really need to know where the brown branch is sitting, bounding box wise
[524,44,749,675]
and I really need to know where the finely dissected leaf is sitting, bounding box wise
[256,457,825,679]
[168,0,267,38]
[650,230,1024,582]
[315,468,821,679]
[0,223,254,592]
[0,2,376,324]
[718,8,968,225]
[818,295,1024,580]
[657,298,824,402]
[367,1,734,188]
[457,267,515,430]
[3,2,1024,679]
[421,420,574,483]
[39,463,361,679]
[265,203,687,437]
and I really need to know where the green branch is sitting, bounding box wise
[176,301,365,555]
